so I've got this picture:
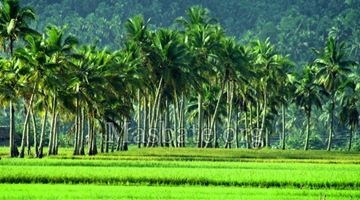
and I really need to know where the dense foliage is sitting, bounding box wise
[0,0,360,158]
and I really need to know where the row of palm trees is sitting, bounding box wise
[0,1,358,158]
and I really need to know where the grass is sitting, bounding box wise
[1,159,360,188]
[1,147,360,199]
[0,184,359,200]
[1,146,360,163]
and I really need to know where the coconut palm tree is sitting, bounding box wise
[0,55,28,157]
[0,0,39,157]
[311,36,357,151]
[0,0,39,57]
[44,24,79,156]
[338,80,359,151]
[293,66,326,150]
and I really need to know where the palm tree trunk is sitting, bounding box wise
[38,107,48,158]
[104,121,109,153]
[19,89,37,158]
[214,121,218,148]
[149,77,163,147]
[260,91,267,148]
[53,113,59,155]
[137,90,142,148]
[206,77,227,148]
[281,104,286,150]
[327,98,334,151]
[151,90,163,147]
[100,121,104,154]
[143,97,148,148]
[197,92,204,148]
[122,118,128,151]
[304,109,311,151]
[73,106,79,155]
[226,80,233,149]
[19,86,37,158]
[118,120,124,151]
[235,105,239,149]
[349,124,353,151]
[19,104,28,158]
[31,108,38,156]
[244,101,249,149]
[180,93,185,147]
[92,118,97,155]
[27,118,31,156]
[79,108,85,155]
[87,118,93,155]
[165,99,172,147]
[111,122,115,152]
[249,102,253,149]
[173,102,178,147]
[47,95,57,156]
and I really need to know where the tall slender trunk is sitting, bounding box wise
[281,104,286,150]
[38,107,48,158]
[249,102,253,149]
[53,113,59,155]
[19,104,29,158]
[111,120,115,152]
[235,105,239,149]
[92,118,97,155]
[197,92,204,148]
[88,118,93,155]
[47,95,57,156]
[348,124,353,151]
[100,121,104,154]
[180,93,185,147]
[79,108,85,155]
[116,119,123,151]
[31,108,38,156]
[214,122,218,148]
[122,118,128,151]
[173,102,178,147]
[148,77,163,147]
[304,109,311,151]
[19,86,37,158]
[244,101,249,149]
[260,90,267,148]
[105,121,109,153]
[137,90,142,148]
[143,97,148,148]
[27,118,31,156]
[226,80,233,149]
[73,99,79,155]
[160,116,164,147]
[327,98,334,151]
[165,99,172,147]
[206,77,226,148]
[151,91,163,147]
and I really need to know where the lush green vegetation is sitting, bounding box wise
[1,148,360,199]
[2,147,360,163]
[0,0,359,158]
[2,184,360,200]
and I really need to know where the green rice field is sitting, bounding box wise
[0,147,360,199]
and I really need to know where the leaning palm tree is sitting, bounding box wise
[311,36,357,151]
[0,56,28,157]
[293,66,325,150]
[0,0,39,157]
[44,24,79,156]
